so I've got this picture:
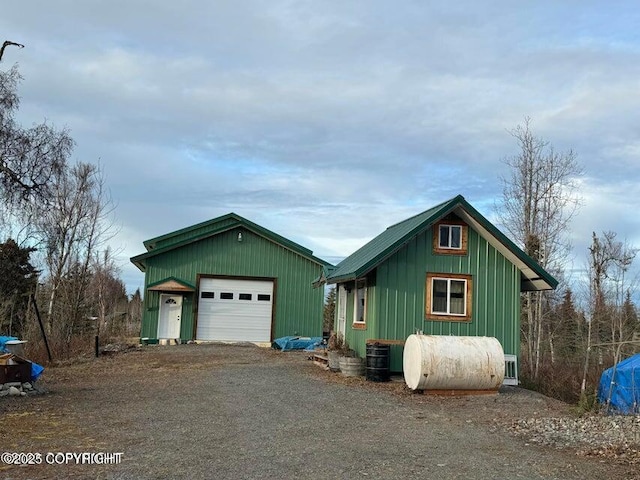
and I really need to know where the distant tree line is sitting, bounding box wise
[0,55,141,360]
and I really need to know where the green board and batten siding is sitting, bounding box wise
[133,215,328,342]
[339,226,520,371]
[328,195,556,373]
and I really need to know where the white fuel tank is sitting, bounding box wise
[403,334,505,391]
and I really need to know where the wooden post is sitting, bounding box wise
[31,294,52,362]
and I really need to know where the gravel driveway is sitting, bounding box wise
[1,343,637,479]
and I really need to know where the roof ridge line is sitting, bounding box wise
[386,195,463,230]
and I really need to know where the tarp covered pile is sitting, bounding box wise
[272,336,323,352]
[0,336,44,382]
[597,353,640,414]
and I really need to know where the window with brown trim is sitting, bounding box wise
[433,221,468,255]
[425,273,472,321]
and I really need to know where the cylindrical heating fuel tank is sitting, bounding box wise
[403,334,505,391]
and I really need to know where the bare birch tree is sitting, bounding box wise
[588,231,638,350]
[37,163,115,351]
[497,117,582,380]
[580,231,638,398]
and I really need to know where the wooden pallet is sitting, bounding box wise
[420,389,498,396]
[312,353,329,369]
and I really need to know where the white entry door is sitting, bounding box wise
[157,294,182,339]
[337,285,347,336]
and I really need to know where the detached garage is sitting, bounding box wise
[131,213,330,343]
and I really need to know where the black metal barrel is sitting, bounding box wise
[366,343,390,382]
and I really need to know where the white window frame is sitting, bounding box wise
[353,279,367,325]
[438,224,463,250]
[430,277,467,317]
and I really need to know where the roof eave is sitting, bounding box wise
[131,256,146,272]
[326,275,355,285]
[453,202,558,291]
[522,278,556,292]
[326,198,462,282]
[358,198,462,274]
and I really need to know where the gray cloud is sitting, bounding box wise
[1,1,639,293]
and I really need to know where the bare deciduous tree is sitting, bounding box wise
[37,163,116,351]
[0,66,71,211]
[580,231,638,399]
[588,231,638,349]
[88,247,127,337]
[497,117,582,379]
[0,54,133,360]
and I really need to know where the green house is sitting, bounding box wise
[130,213,330,343]
[322,195,557,373]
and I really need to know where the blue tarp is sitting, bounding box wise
[30,362,45,382]
[0,336,18,351]
[597,353,640,414]
[0,335,45,382]
[272,336,322,352]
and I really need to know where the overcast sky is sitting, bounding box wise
[2,1,639,297]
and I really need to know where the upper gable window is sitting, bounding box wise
[439,225,462,249]
[433,221,468,255]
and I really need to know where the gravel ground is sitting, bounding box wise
[510,416,640,463]
[0,343,638,479]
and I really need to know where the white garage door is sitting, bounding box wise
[196,278,274,342]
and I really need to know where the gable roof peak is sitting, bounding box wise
[386,195,466,231]
[325,194,557,291]
[132,212,331,272]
